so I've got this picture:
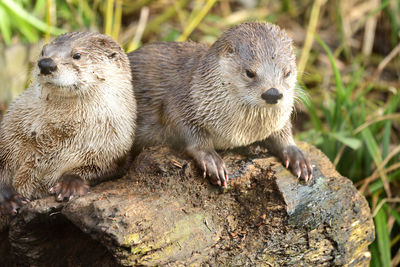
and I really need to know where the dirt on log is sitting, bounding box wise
[0,143,374,266]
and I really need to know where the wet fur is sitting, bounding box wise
[0,32,136,199]
[129,22,297,153]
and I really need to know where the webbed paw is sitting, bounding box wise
[282,145,313,181]
[189,150,229,187]
[49,174,89,202]
[0,186,29,215]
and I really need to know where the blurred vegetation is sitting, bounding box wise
[0,0,399,266]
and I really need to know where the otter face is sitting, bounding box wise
[37,44,80,89]
[35,32,127,96]
[216,22,297,109]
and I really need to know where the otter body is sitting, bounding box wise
[129,22,312,187]
[0,32,136,215]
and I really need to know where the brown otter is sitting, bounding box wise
[0,32,136,216]
[128,22,312,187]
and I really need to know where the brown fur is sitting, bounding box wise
[128,22,312,185]
[0,32,136,200]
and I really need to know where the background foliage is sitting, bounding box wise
[0,0,399,266]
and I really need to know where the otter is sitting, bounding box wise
[128,22,312,187]
[0,32,136,216]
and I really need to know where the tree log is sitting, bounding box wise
[0,143,374,266]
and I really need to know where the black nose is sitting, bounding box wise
[38,58,57,75]
[261,88,283,104]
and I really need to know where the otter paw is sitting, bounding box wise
[0,186,30,216]
[192,150,229,188]
[282,145,313,182]
[49,174,89,202]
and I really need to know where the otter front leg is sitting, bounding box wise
[49,171,90,202]
[264,122,313,181]
[186,145,229,188]
[0,185,30,215]
[1,163,30,215]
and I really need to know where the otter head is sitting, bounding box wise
[213,22,297,109]
[36,32,129,96]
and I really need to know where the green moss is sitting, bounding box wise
[123,233,141,246]
[125,213,211,265]
[131,245,152,256]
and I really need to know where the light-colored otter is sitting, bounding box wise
[129,22,312,187]
[0,32,136,215]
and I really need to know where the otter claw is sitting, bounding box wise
[50,174,89,202]
[0,186,29,216]
[282,145,313,182]
[188,149,229,187]
[20,198,30,205]
[221,174,229,188]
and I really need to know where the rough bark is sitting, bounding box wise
[0,143,374,266]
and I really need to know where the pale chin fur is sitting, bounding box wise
[35,70,83,96]
[37,71,78,88]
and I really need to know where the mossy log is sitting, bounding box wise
[1,143,374,266]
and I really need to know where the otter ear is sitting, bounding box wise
[220,42,234,57]
[107,52,118,59]
[95,37,121,60]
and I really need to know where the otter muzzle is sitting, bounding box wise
[38,58,57,75]
[261,88,283,104]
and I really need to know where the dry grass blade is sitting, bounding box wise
[362,0,379,55]
[333,144,345,167]
[128,6,149,52]
[374,43,400,77]
[373,198,400,217]
[111,0,123,40]
[354,42,400,100]
[356,162,400,189]
[297,0,326,78]
[105,0,114,36]
[354,114,400,134]
[392,248,400,267]
[177,0,218,42]
[359,146,400,194]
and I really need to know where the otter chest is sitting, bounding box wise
[210,107,291,150]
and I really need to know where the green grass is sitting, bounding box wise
[299,34,400,266]
[0,0,399,265]
[0,0,65,43]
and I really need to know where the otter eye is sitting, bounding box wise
[284,71,291,79]
[246,69,255,78]
[72,53,81,60]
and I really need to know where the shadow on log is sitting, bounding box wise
[0,143,374,266]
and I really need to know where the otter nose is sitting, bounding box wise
[38,58,57,75]
[261,88,283,104]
